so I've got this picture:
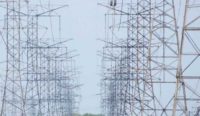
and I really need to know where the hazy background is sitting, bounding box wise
[65,0,105,114]
[0,0,192,115]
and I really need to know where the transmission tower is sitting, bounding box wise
[173,0,200,115]
[0,0,79,116]
[100,0,200,116]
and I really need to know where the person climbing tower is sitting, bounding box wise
[110,0,117,7]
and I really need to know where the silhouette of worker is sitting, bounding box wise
[110,0,117,7]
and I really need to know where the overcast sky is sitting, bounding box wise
[65,0,105,114]
[1,0,199,115]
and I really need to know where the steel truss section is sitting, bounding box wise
[100,0,200,116]
[0,0,79,116]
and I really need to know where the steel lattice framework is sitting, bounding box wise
[0,0,79,116]
[100,0,200,116]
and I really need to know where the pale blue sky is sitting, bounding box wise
[0,0,199,115]
[64,0,105,114]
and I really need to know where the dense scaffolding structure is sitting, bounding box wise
[0,0,79,116]
[100,0,200,116]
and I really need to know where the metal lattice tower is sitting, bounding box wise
[173,0,200,115]
[100,0,200,116]
[0,0,79,116]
